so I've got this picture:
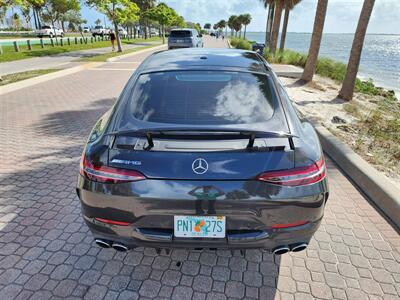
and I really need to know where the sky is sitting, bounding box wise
[6,0,400,34]
[82,0,399,34]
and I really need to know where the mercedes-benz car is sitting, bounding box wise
[77,49,328,255]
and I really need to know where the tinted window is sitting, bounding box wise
[170,30,192,38]
[42,25,51,29]
[95,26,103,29]
[122,71,276,126]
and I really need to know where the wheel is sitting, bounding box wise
[92,34,96,37]
[49,33,53,38]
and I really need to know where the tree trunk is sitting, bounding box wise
[266,3,274,46]
[339,0,375,101]
[269,1,283,53]
[301,0,329,82]
[244,25,247,39]
[33,9,38,29]
[114,22,123,52]
[51,17,58,45]
[279,8,290,51]
[162,24,165,44]
[61,21,65,32]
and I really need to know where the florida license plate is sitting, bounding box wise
[174,216,226,238]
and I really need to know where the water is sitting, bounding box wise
[246,32,400,95]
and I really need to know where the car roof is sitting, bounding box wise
[170,28,196,31]
[139,48,270,74]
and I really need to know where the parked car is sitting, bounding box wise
[35,25,64,38]
[118,28,128,38]
[82,26,90,33]
[168,28,203,49]
[77,48,328,254]
[91,25,110,37]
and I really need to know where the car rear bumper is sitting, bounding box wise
[168,43,194,49]
[77,176,328,251]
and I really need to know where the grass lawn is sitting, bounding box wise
[78,44,162,62]
[0,37,161,63]
[0,69,60,86]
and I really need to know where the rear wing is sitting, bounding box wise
[107,128,297,151]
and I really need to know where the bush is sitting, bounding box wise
[229,37,252,50]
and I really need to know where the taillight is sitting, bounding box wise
[79,155,145,183]
[256,158,326,186]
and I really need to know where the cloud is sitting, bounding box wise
[163,0,400,34]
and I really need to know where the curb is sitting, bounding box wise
[0,62,101,96]
[107,44,166,62]
[314,125,400,228]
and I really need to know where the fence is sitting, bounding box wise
[0,35,111,54]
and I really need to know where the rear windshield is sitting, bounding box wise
[95,26,103,29]
[170,30,192,38]
[120,71,276,126]
[42,25,51,29]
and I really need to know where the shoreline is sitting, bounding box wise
[245,32,400,96]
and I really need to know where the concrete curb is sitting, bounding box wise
[107,44,166,62]
[0,62,101,96]
[314,125,400,228]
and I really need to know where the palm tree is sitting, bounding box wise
[339,0,375,100]
[269,0,284,53]
[228,15,237,37]
[134,0,156,39]
[280,0,301,51]
[240,13,252,39]
[232,16,242,37]
[301,0,329,82]
[260,0,275,46]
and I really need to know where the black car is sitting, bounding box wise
[77,49,328,255]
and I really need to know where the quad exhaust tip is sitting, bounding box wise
[291,243,308,252]
[95,239,112,248]
[112,243,129,252]
[272,246,290,255]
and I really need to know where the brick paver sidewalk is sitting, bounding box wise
[0,39,399,300]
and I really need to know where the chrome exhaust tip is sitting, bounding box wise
[112,243,129,252]
[291,243,308,252]
[95,239,112,248]
[272,246,290,255]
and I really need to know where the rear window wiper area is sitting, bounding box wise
[106,128,298,152]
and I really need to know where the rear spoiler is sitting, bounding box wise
[106,128,297,151]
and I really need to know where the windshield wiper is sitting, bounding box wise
[107,128,298,151]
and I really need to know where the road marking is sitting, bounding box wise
[90,68,136,71]
[108,61,141,64]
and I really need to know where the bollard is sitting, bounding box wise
[67,37,70,45]
[84,38,88,44]
[50,38,54,47]
[27,40,32,50]
[102,35,104,41]
[80,37,83,44]
[90,37,93,43]
[60,38,63,46]
[13,41,20,52]
[75,37,78,44]
[40,38,44,48]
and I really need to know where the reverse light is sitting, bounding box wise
[256,158,326,186]
[80,155,145,183]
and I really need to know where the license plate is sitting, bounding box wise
[176,39,184,43]
[174,216,225,238]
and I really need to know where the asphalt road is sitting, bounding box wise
[0,36,399,300]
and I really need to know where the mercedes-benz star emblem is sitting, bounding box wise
[192,158,208,175]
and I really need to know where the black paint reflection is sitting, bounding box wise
[189,185,225,215]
